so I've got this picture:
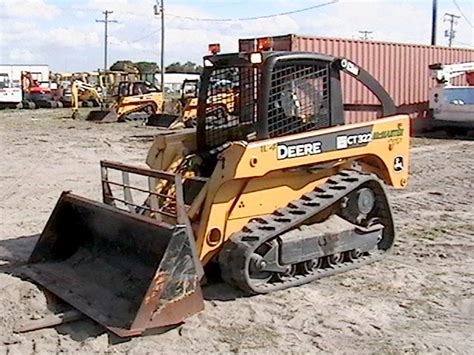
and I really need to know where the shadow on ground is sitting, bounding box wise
[414,128,474,140]
[0,234,242,345]
[0,235,119,344]
[0,234,39,269]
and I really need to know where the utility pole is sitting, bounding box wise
[154,0,165,106]
[431,0,437,45]
[444,13,460,47]
[96,10,117,90]
[359,30,373,40]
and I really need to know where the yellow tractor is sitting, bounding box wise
[23,51,409,337]
[147,78,239,129]
[146,78,200,128]
[86,80,164,122]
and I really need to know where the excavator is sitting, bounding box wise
[70,80,104,120]
[21,49,410,337]
[21,71,63,109]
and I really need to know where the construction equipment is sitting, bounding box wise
[146,77,237,129]
[70,80,104,120]
[429,61,474,133]
[21,71,63,109]
[23,51,409,337]
[86,80,164,123]
[146,78,199,128]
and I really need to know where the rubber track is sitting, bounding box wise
[219,170,394,294]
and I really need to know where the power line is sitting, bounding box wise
[454,40,474,46]
[166,0,338,22]
[154,0,165,106]
[453,0,473,28]
[431,0,438,45]
[444,12,460,47]
[131,28,160,43]
[359,30,373,40]
[96,10,118,91]
[104,1,340,49]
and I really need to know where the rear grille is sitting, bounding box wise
[204,67,260,148]
[203,62,330,149]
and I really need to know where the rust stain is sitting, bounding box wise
[144,272,168,304]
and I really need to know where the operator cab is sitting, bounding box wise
[117,81,160,98]
[197,48,396,154]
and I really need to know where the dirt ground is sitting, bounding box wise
[0,108,473,354]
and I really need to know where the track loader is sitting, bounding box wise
[24,51,410,337]
[86,81,164,123]
[147,78,237,129]
[146,78,200,128]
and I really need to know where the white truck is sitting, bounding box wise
[0,64,50,109]
[429,62,474,133]
[0,73,22,109]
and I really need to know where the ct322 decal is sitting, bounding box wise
[336,132,372,149]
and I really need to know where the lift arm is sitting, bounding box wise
[429,62,474,86]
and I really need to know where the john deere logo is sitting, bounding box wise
[393,156,404,172]
[277,141,322,160]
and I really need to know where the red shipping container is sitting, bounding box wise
[239,34,474,124]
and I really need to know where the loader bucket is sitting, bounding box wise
[146,113,181,128]
[86,109,119,123]
[23,192,204,337]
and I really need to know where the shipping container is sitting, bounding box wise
[239,34,474,124]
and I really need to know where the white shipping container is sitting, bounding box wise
[0,64,50,87]
[155,73,200,95]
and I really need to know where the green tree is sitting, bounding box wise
[109,60,136,72]
[134,61,158,74]
[165,61,202,74]
[109,60,159,74]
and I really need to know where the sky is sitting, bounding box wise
[0,0,472,72]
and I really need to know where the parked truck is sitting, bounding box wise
[428,62,474,134]
[0,64,50,109]
[0,72,22,109]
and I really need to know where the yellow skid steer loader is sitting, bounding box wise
[23,51,409,337]
[86,81,164,123]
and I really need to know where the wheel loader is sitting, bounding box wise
[23,51,409,337]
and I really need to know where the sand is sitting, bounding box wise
[0,108,473,353]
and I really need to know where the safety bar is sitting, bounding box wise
[100,160,188,224]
